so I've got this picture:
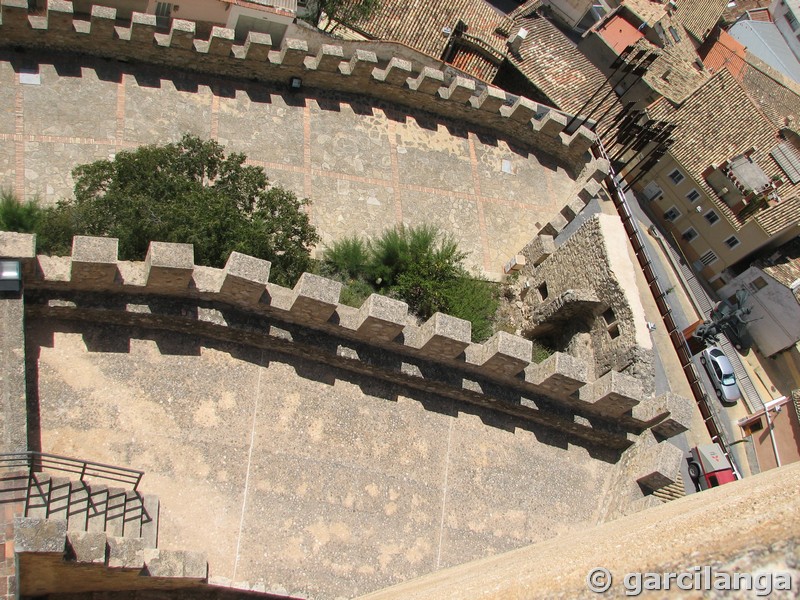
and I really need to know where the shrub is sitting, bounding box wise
[0,190,43,233]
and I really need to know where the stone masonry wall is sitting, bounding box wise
[518,214,656,398]
[0,0,597,172]
[0,231,689,451]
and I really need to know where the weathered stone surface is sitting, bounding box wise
[479,331,532,377]
[526,352,588,396]
[106,536,144,569]
[143,548,207,578]
[144,241,194,291]
[532,110,568,137]
[70,236,118,286]
[289,273,342,322]
[0,231,35,259]
[278,38,309,67]
[242,31,272,61]
[339,48,378,76]
[520,235,555,268]
[471,85,506,112]
[579,371,643,416]
[633,392,693,438]
[414,312,471,358]
[305,44,344,72]
[219,252,271,304]
[67,531,107,564]
[15,517,67,554]
[372,57,412,86]
[438,76,475,103]
[633,441,684,491]
[195,26,234,56]
[355,294,407,341]
[502,96,537,123]
[407,67,444,95]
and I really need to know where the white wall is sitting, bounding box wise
[719,266,800,356]
[771,0,800,63]
[544,0,593,28]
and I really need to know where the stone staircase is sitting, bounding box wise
[21,471,159,547]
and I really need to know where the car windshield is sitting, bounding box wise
[721,374,736,386]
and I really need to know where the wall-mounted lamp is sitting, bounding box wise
[289,76,302,92]
[0,260,22,292]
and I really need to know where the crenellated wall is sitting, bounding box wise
[0,0,598,170]
[0,231,688,452]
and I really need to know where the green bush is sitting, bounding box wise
[322,224,497,341]
[0,190,43,233]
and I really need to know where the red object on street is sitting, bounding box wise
[687,443,737,490]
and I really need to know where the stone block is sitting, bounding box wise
[159,18,195,51]
[633,392,693,438]
[479,331,532,377]
[219,252,271,304]
[279,38,309,67]
[539,213,568,237]
[502,96,537,123]
[578,180,603,204]
[242,31,272,61]
[70,236,118,286]
[561,197,586,221]
[1,0,29,29]
[526,352,588,396]
[14,517,67,554]
[634,441,684,491]
[522,235,555,267]
[589,158,611,182]
[305,44,344,71]
[0,231,36,261]
[67,531,107,565]
[471,85,506,113]
[107,536,145,569]
[46,0,73,32]
[195,26,235,56]
[144,241,194,291]
[372,57,413,86]
[416,312,471,359]
[289,273,341,323]
[407,67,444,95]
[128,12,157,45]
[567,125,596,155]
[339,49,378,76]
[532,110,568,137]
[438,76,476,103]
[354,294,408,342]
[89,5,117,39]
[143,548,207,579]
[140,494,159,549]
[579,371,642,417]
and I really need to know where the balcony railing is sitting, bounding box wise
[0,451,144,490]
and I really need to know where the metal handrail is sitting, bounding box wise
[0,451,144,490]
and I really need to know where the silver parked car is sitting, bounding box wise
[700,346,742,404]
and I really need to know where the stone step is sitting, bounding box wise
[105,487,127,537]
[47,476,72,521]
[67,480,90,532]
[26,473,52,518]
[86,484,109,533]
[122,490,143,539]
[141,494,159,549]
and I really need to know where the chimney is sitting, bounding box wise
[508,28,528,54]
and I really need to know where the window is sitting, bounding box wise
[668,169,685,184]
[723,235,740,249]
[699,250,718,266]
[538,282,548,301]
[787,11,800,31]
[682,227,698,242]
[704,210,720,225]
[155,2,172,28]
[663,206,681,222]
[686,189,701,203]
[752,276,768,291]
[669,26,681,42]
[643,181,663,201]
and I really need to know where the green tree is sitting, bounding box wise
[313,0,381,32]
[0,189,43,233]
[40,135,319,286]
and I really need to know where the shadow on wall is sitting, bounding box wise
[23,316,621,464]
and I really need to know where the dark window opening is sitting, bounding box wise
[538,282,548,300]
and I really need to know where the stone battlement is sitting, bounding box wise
[1,231,690,452]
[0,0,596,169]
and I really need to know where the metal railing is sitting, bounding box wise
[0,451,144,490]
[594,142,743,478]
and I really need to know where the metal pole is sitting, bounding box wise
[763,402,783,468]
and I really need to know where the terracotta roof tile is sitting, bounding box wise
[648,69,800,235]
[673,0,728,42]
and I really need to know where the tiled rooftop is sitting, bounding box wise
[673,0,729,42]
[508,15,619,116]
[648,69,800,236]
[349,0,510,60]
